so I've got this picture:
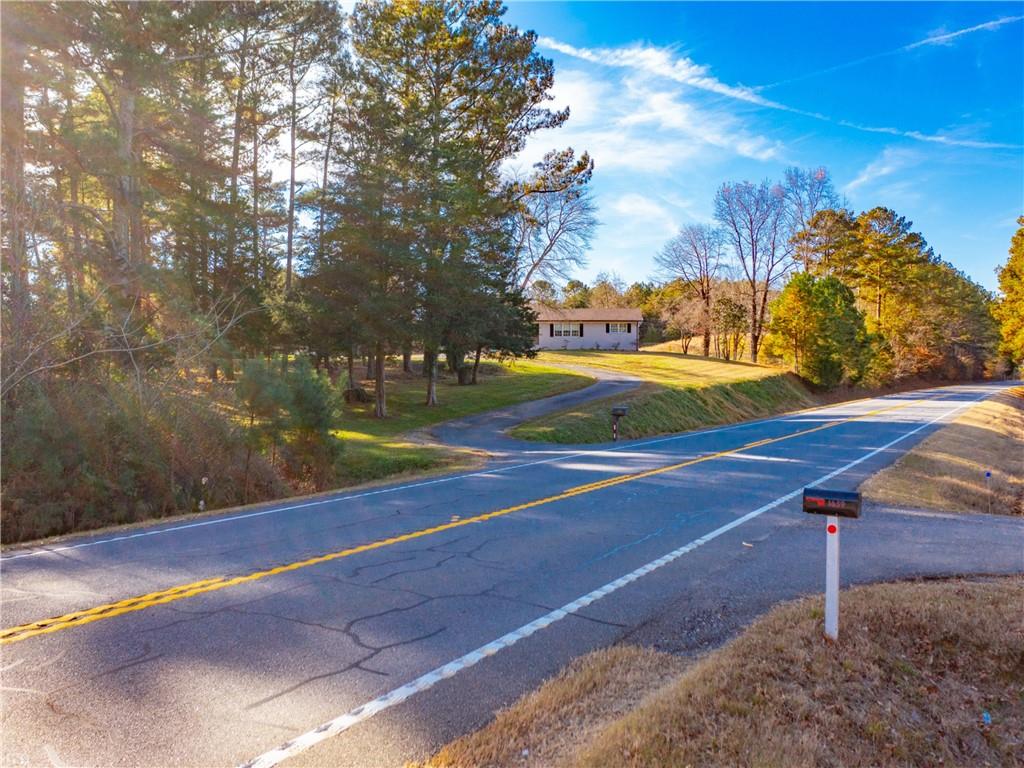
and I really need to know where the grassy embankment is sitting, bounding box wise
[420,577,1023,768]
[511,350,815,443]
[324,360,592,485]
[862,386,1024,515]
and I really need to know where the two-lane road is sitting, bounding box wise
[2,383,1022,767]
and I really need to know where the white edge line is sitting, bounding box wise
[1,388,952,562]
[4,384,987,563]
[238,391,988,768]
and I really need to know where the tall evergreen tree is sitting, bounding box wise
[995,217,1024,366]
[340,0,567,407]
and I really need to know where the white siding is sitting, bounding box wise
[536,321,638,351]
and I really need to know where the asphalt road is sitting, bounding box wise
[2,382,1022,768]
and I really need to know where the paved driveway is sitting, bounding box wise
[429,361,641,451]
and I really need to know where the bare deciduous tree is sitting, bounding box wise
[511,148,597,291]
[660,295,703,354]
[655,224,724,356]
[783,166,841,269]
[714,180,793,363]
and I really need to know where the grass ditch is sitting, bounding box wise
[861,386,1024,515]
[418,577,1024,768]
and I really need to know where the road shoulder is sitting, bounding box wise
[417,576,1023,768]
[861,386,1024,515]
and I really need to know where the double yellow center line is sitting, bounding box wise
[1,395,936,645]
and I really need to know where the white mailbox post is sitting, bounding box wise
[803,488,861,641]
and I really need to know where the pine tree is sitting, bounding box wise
[995,217,1024,366]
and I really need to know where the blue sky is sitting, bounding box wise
[501,1,1024,292]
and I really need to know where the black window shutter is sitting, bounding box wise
[605,323,610,333]
[627,323,632,333]
[579,323,584,337]
[549,323,554,337]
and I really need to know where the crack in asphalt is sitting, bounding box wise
[130,577,335,636]
[566,611,630,629]
[426,536,515,572]
[369,553,458,585]
[345,553,421,580]
[339,537,517,587]
[340,598,433,636]
[243,656,376,710]
[226,601,447,655]
[3,385,1019,768]
[239,612,447,711]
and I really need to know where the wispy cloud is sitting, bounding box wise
[539,35,1022,151]
[512,66,780,175]
[539,37,781,110]
[907,16,1023,49]
[844,147,920,193]
[617,77,782,161]
[761,15,1023,88]
[836,121,1018,150]
[610,193,679,237]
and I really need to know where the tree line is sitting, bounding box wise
[539,167,1006,388]
[0,0,596,539]
[1,0,598,408]
[0,1,1013,541]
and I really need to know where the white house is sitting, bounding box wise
[533,305,643,351]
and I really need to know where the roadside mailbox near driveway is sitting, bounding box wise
[611,405,628,441]
[803,488,861,641]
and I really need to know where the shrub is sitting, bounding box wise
[236,359,292,498]
[1,378,282,544]
[281,359,344,490]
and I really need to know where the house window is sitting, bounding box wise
[608,322,630,333]
[553,322,580,337]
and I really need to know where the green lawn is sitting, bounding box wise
[332,359,592,485]
[510,351,814,443]
[534,350,776,387]
[335,359,592,438]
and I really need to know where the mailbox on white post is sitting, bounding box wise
[610,405,628,441]
[803,488,861,641]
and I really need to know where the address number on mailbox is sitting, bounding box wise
[803,488,861,519]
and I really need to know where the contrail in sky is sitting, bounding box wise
[539,16,1024,151]
[760,15,1024,90]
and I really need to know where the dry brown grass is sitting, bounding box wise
[417,578,1024,768]
[577,578,1024,768]
[862,387,1024,515]
[414,646,687,768]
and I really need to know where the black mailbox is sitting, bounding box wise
[611,405,629,418]
[803,488,861,518]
